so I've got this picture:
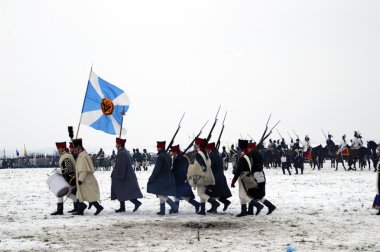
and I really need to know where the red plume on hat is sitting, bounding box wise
[69,142,74,149]
[170,144,181,154]
[116,137,126,146]
[157,141,166,149]
[55,142,67,150]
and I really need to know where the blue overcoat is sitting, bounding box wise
[172,154,195,198]
[147,150,176,196]
[206,150,232,198]
[111,148,143,201]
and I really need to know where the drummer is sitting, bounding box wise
[51,142,78,215]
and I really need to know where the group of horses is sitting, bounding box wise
[260,141,379,172]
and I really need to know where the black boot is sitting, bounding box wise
[88,202,94,209]
[188,198,200,213]
[377,210,380,215]
[219,198,231,211]
[247,199,264,215]
[166,198,178,214]
[130,199,142,212]
[91,201,104,215]
[207,198,220,214]
[263,199,276,215]
[115,201,125,213]
[157,203,165,215]
[51,203,64,215]
[73,202,87,215]
[169,201,180,214]
[197,202,206,215]
[68,201,78,213]
[236,204,247,217]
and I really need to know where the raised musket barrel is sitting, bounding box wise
[47,173,70,197]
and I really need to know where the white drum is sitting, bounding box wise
[47,173,70,197]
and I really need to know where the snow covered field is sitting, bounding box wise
[0,164,379,252]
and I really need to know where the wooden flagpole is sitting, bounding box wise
[119,107,125,138]
[76,64,93,139]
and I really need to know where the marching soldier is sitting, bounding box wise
[231,140,264,217]
[170,144,200,213]
[111,138,143,213]
[205,143,232,213]
[51,142,78,215]
[72,138,103,215]
[249,142,276,215]
[147,141,178,215]
[187,138,219,215]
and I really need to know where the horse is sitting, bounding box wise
[311,145,324,170]
[367,140,379,171]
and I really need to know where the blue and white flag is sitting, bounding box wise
[81,71,130,135]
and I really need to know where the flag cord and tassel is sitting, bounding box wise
[76,65,93,139]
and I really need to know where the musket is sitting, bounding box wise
[259,114,272,143]
[216,111,227,150]
[165,112,185,152]
[276,129,283,139]
[287,132,293,141]
[206,105,221,143]
[321,129,327,140]
[247,134,254,141]
[260,120,281,144]
[292,129,300,140]
[183,120,209,153]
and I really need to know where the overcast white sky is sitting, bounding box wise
[1,0,380,156]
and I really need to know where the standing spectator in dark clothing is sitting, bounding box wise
[111,138,143,213]
[142,149,150,171]
[221,146,229,170]
[281,152,291,175]
[135,148,143,171]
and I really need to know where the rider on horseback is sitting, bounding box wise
[303,135,312,161]
[351,131,363,150]
[338,134,349,156]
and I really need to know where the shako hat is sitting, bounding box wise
[170,144,180,154]
[72,138,83,147]
[194,138,207,147]
[238,139,248,150]
[248,142,256,149]
[157,141,166,149]
[206,142,216,150]
[55,142,67,150]
[116,137,126,145]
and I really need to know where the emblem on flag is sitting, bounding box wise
[80,70,130,135]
